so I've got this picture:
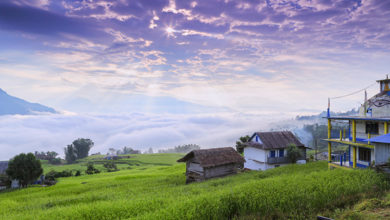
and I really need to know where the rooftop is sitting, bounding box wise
[177,147,245,168]
[245,131,305,150]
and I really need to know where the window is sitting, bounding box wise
[359,148,371,162]
[366,122,379,134]
[270,150,275,158]
[279,149,284,157]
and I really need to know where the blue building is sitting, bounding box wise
[325,76,390,168]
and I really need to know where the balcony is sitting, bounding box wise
[267,156,305,164]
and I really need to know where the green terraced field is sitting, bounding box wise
[0,154,388,220]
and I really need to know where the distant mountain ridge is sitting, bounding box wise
[0,88,56,115]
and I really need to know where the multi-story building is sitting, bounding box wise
[325,76,390,168]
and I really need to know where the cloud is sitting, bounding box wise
[0,3,99,38]
[0,112,288,160]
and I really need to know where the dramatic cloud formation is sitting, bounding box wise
[0,0,389,158]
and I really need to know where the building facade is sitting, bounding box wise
[325,77,390,168]
[243,131,307,170]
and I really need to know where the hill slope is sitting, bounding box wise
[0,155,387,220]
[0,88,56,115]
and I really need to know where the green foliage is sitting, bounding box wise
[75,170,81,176]
[103,162,118,172]
[64,145,77,164]
[0,174,11,188]
[6,153,43,187]
[64,138,94,164]
[85,163,100,175]
[34,151,58,161]
[236,135,250,154]
[73,138,94,159]
[46,170,73,181]
[117,146,141,155]
[286,144,303,163]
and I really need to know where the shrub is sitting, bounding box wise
[103,161,118,172]
[85,163,100,175]
[287,144,303,163]
[46,170,73,181]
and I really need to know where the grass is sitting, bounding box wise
[326,191,390,219]
[41,153,182,174]
[0,154,388,220]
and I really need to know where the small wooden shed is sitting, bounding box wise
[177,147,245,183]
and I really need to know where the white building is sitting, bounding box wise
[243,131,307,170]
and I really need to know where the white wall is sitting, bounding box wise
[244,147,290,170]
[244,147,266,170]
[244,146,266,162]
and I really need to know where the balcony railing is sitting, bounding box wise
[267,156,305,164]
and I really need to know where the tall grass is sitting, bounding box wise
[0,155,387,220]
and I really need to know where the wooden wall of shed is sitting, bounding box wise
[185,158,205,184]
[204,163,241,179]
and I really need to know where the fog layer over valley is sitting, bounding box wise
[0,112,297,160]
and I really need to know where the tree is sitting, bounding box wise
[119,146,141,155]
[72,138,94,159]
[34,151,59,164]
[6,153,43,187]
[108,148,116,155]
[64,138,94,164]
[236,135,251,154]
[158,144,201,154]
[286,144,303,163]
[46,151,58,161]
[64,145,77,164]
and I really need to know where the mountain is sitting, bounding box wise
[0,88,56,115]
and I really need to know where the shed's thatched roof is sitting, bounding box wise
[246,131,305,150]
[0,161,8,175]
[177,147,245,168]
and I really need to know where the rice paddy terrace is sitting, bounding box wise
[0,154,388,219]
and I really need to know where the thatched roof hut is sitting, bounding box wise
[177,147,245,183]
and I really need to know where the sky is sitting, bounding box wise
[0,0,390,159]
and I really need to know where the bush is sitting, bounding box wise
[46,170,73,181]
[85,163,100,175]
[287,144,303,163]
[75,170,81,176]
[103,161,118,172]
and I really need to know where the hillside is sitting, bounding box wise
[0,154,388,219]
[0,88,56,115]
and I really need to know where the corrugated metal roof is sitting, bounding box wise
[326,116,390,121]
[177,147,245,168]
[364,133,390,144]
